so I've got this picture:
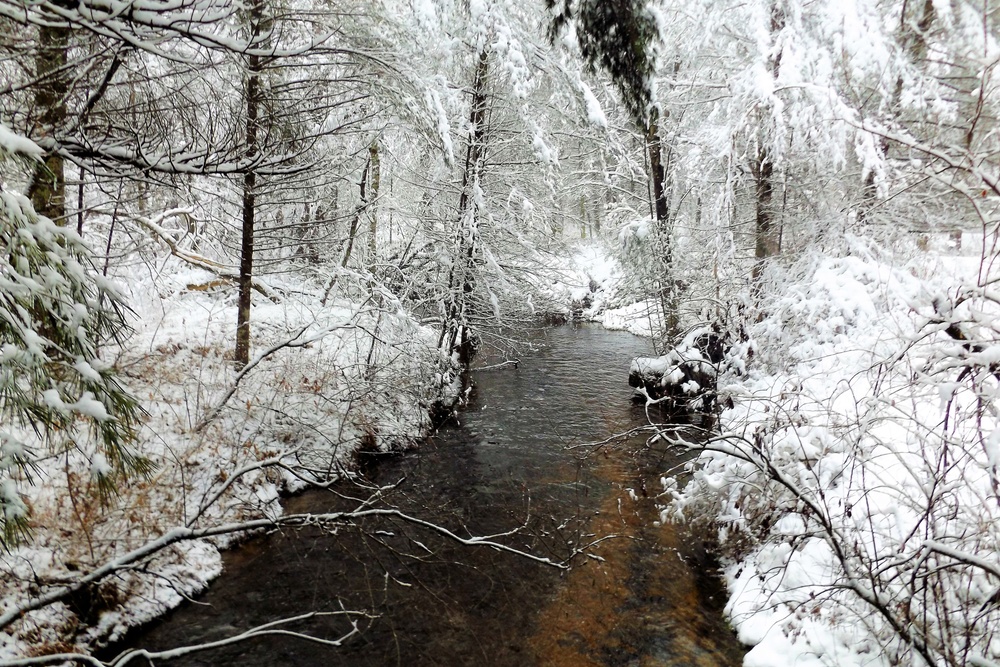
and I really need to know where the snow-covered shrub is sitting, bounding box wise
[0,127,148,545]
[666,239,1000,667]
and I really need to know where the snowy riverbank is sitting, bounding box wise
[665,234,1000,667]
[566,235,1000,667]
[0,254,460,658]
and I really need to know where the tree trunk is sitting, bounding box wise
[235,0,264,370]
[367,140,381,260]
[646,108,679,339]
[440,48,490,366]
[341,154,370,269]
[646,109,669,227]
[751,145,778,276]
[28,23,69,223]
[751,3,784,286]
[76,169,85,236]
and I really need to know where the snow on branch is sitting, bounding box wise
[131,208,280,303]
[857,119,1000,198]
[0,610,372,666]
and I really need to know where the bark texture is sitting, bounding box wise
[28,23,69,223]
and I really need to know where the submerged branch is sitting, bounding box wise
[0,506,567,634]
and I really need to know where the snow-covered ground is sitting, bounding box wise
[555,242,662,338]
[0,252,458,658]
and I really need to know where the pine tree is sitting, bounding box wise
[547,0,657,125]
[0,126,150,546]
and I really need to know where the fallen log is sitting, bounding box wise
[628,332,723,410]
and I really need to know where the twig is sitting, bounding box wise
[0,611,372,666]
[475,359,520,371]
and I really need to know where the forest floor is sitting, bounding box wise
[0,258,457,658]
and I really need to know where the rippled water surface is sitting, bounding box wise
[111,324,745,666]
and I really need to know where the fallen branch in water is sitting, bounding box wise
[476,359,520,371]
[0,610,374,666]
[0,499,569,635]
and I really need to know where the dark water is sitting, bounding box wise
[109,324,744,666]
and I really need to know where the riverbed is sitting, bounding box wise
[110,323,744,666]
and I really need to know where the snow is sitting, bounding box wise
[0,221,461,658]
[71,392,111,421]
[425,85,455,163]
[0,480,27,522]
[0,124,42,158]
[578,80,608,128]
[40,390,65,411]
[631,356,671,377]
[663,236,1000,667]
[410,0,438,29]
[73,359,103,382]
[530,125,558,165]
[90,453,112,479]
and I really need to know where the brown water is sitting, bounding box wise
[108,324,744,666]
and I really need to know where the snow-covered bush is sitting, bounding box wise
[0,127,147,546]
[665,239,1000,667]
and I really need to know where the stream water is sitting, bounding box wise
[111,323,745,666]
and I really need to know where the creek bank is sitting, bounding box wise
[0,297,461,660]
[661,245,1000,667]
[627,329,727,411]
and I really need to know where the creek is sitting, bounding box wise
[111,323,745,666]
